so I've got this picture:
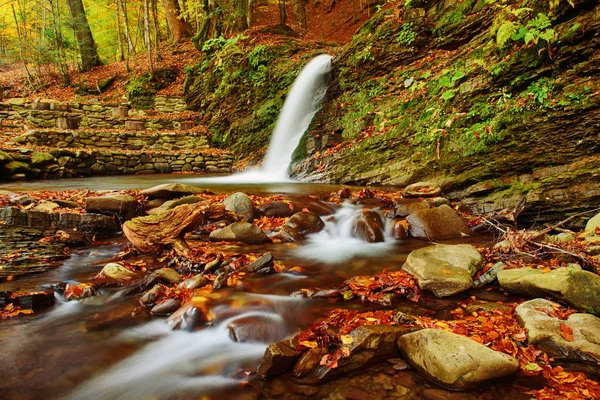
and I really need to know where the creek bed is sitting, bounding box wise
[0,174,537,400]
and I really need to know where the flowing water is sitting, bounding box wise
[0,55,532,399]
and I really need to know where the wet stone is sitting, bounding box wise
[166,304,208,331]
[258,339,300,378]
[150,298,181,315]
[238,252,275,274]
[10,289,55,310]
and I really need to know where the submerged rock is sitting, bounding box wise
[166,304,208,331]
[498,266,600,314]
[352,210,385,243]
[223,192,254,222]
[209,221,269,244]
[402,244,483,297]
[10,289,55,310]
[403,182,442,198]
[397,329,519,390]
[406,205,470,239]
[516,298,600,363]
[227,313,287,343]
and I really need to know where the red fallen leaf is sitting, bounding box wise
[560,323,574,342]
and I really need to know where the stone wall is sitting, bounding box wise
[0,206,118,234]
[0,148,233,181]
[16,129,209,151]
[154,96,187,113]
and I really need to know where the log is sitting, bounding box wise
[123,202,234,252]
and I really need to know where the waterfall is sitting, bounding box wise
[260,54,333,180]
[193,54,333,184]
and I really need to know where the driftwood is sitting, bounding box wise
[123,202,235,253]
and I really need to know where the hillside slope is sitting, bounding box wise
[291,0,600,227]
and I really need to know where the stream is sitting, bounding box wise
[0,174,520,400]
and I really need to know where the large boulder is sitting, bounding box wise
[86,194,138,220]
[352,210,385,242]
[209,221,269,244]
[141,183,208,199]
[223,192,254,222]
[497,266,600,314]
[397,329,519,390]
[406,205,470,239]
[402,244,483,297]
[515,298,600,363]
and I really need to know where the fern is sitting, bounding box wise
[496,21,517,48]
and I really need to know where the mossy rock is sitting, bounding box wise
[30,152,55,166]
[0,151,13,164]
[4,161,30,174]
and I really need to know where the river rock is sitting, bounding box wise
[497,266,600,314]
[586,212,600,234]
[178,274,209,289]
[30,152,55,166]
[155,267,182,284]
[259,200,295,218]
[258,339,300,378]
[406,205,470,239]
[397,329,519,390]
[10,289,55,310]
[147,195,204,215]
[209,221,269,244]
[402,244,483,297]
[515,298,600,363]
[99,262,138,284]
[238,252,275,274]
[150,298,181,315]
[228,313,287,343]
[166,303,208,331]
[290,197,339,216]
[352,210,385,242]
[472,262,505,289]
[393,221,408,239]
[85,194,138,220]
[223,192,254,222]
[12,194,34,206]
[403,182,442,198]
[141,183,208,199]
[285,211,325,235]
[33,201,60,212]
[293,325,419,385]
[393,201,431,217]
[140,284,166,306]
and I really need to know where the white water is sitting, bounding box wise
[67,311,283,400]
[294,202,397,263]
[194,54,333,184]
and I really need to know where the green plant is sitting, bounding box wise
[511,13,555,45]
[396,23,417,46]
[356,45,375,64]
[526,77,555,106]
[248,45,268,69]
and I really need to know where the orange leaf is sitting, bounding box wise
[560,323,574,342]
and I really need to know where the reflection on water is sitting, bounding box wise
[0,176,501,400]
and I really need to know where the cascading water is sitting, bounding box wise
[294,202,397,263]
[193,54,333,183]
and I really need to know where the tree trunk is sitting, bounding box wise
[294,0,307,30]
[247,0,254,27]
[117,0,135,53]
[234,0,247,31]
[65,0,102,71]
[160,0,190,42]
[116,6,125,61]
[143,0,153,74]
[278,0,287,26]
